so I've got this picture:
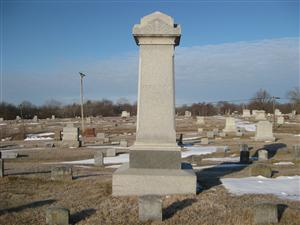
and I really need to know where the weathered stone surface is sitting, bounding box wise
[46,207,70,225]
[294,144,300,161]
[139,195,162,221]
[242,109,251,117]
[113,163,196,196]
[223,117,237,133]
[112,11,196,196]
[255,121,275,141]
[250,163,272,177]
[201,137,209,145]
[185,111,192,117]
[120,139,128,147]
[130,150,181,169]
[0,159,4,177]
[277,116,284,125]
[196,116,205,125]
[106,148,116,157]
[258,149,268,161]
[96,132,105,139]
[121,111,130,118]
[62,125,80,147]
[94,151,104,166]
[51,166,73,181]
[207,131,214,138]
[255,110,266,121]
[253,203,278,224]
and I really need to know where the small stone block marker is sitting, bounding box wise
[258,150,268,161]
[139,195,162,222]
[294,144,300,161]
[254,203,278,224]
[250,163,272,178]
[201,137,209,145]
[51,166,73,181]
[46,207,70,225]
[94,151,104,166]
[106,148,116,157]
[0,159,3,177]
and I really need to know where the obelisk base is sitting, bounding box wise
[112,163,197,196]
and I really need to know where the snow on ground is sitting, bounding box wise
[235,119,256,132]
[181,146,222,158]
[273,162,295,166]
[221,176,300,201]
[24,132,55,141]
[202,157,240,162]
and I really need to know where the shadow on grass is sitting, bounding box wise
[70,208,96,224]
[0,199,56,215]
[252,143,287,159]
[8,170,51,176]
[164,198,197,220]
[278,204,288,222]
[195,162,250,190]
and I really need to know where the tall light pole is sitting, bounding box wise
[79,72,86,134]
[272,96,280,125]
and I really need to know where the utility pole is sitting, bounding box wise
[272,96,280,125]
[79,72,86,134]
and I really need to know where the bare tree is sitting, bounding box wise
[287,87,300,113]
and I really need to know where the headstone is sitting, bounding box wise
[94,151,104,166]
[33,115,38,122]
[185,111,192,118]
[258,149,268,161]
[253,203,278,224]
[212,128,219,135]
[112,12,196,196]
[254,121,275,141]
[51,115,55,120]
[223,117,237,133]
[240,150,250,164]
[196,116,205,125]
[86,117,92,124]
[139,195,162,222]
[46,207,70,225]
[51,166,73,181]
[293,144,300,161]
[0,118,3,122]
[197,128,203,133]
[96,132,105,139]
[277,116,284,125]
[240,144,249,151]
[291,110,296,115]
[62,124,81,148]
[207,131,214,138]
[274,109,281,116]
[121,111,130,118]
[250,163,272,177]
[219,132,226,137]
[242,109,251,117]
[252,110,258,116]
[16,115,21,121]
[106,148,116,157]
[120,139,128,147]
[255,110,266,121]
[201,137,209,145]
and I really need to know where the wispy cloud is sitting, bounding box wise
[3,37,299,105]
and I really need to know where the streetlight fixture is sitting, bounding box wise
[79,72,86,134]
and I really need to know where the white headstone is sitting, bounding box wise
[196,116,205,125]
[255,121,275,141]
[242,109,251,117]
[223,117,237,133]
[277,116,284,125]
[255,110,266,121]
[185,111,192,118]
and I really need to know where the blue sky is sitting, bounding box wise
[1,0,299,105]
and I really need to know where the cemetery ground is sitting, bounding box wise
[0,116,300,225]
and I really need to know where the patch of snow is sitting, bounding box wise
[235,119,256,132]
[273,162,295,166]
[294,134,300,137]
[202,157,240,162]
[221,176,300,201]
[181,146,221,158]
[105,165,121,169]
[0,123,7,126]
[59,154,129,165]
[24,132,55,141]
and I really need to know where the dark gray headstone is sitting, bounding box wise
[240,151,250,164]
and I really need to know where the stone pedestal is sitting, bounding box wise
[62,124,81,148]
[112,12,196,196]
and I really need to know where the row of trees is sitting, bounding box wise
[0,88,299,120]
